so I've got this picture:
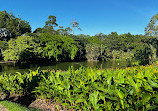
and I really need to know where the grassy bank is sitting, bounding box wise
[0,65,158,110]
[0,100,40,111]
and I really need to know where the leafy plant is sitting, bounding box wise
[1,65,158,110]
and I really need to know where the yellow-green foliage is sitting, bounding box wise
[0,65,158,110]
[0,68,45,95]
[3,36,42,61]
[41,33,78,61]
[33,65,158,110]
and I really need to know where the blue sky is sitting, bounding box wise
[0,0,158,36]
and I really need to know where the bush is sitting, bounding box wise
[3,36,42,62]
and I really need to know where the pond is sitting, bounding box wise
[0,60,129,74]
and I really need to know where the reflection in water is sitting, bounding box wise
[0,60,128,74]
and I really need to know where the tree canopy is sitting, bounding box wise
[145,14,158,37]
[0,11,158,66]
[3,36,42,62]
[0,10,31,38]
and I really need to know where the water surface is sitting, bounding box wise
[0,60,129,74]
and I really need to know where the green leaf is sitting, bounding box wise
[61,103,69,106]
[89,91,99,110]
[67,98,77,102]
[116,89,124,99]
[146,105,158,111]
[76,98,87,104]
[104,95,118,101]
[142,93,151,105]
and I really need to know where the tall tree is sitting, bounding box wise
[71,19,81,35]
[44,15,58,33]
[145,14,158,37]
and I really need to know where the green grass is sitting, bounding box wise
[0,100,41,111]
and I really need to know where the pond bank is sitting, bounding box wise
[0,61,15,64]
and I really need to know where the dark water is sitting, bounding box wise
[0,60,129,74]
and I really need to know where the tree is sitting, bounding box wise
[43,15,58,33]
[0,40,8,58]
[85,43,100,61]
[0,10,10,28]
[55,26,72,35]
[145,14,158,37]
[17,19,31,35]
[40,33,78,61]
[0,10,31,38]
[64,27,72,35]
[3,36,42,62]
[33,28,43,33]
[71,19,81,35]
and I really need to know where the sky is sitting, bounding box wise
[0,0,158,36]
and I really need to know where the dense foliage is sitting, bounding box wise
[0,66,158,110]
[1,31,158,65]
[1,9,158,111]
[0,10,158,66]
[3,36,42,62]
[83,33,158,65]
[1,34,79,62]
[40,33,78,61]
[0,10,31,38]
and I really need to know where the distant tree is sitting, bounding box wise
[64,27,72,35]
[71,19,81,35]
[40,33,78,61]
[85,43,100,61]
[0,10,10,28]
[49,26,72,35]
[43,15,58,33]
[76,34,91,38]
[145,14,158,37]
[56,26,64,35]
[0,10,31,38]
[33,27,43,33]
[17,19,31,35]
[94,33,106,57]
[95,33,105,40]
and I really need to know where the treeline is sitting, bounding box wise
[0,10,158,65]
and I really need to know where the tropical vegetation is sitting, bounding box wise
[1,10,158,110]
[0,65,158,110]
[0,10,158,66]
